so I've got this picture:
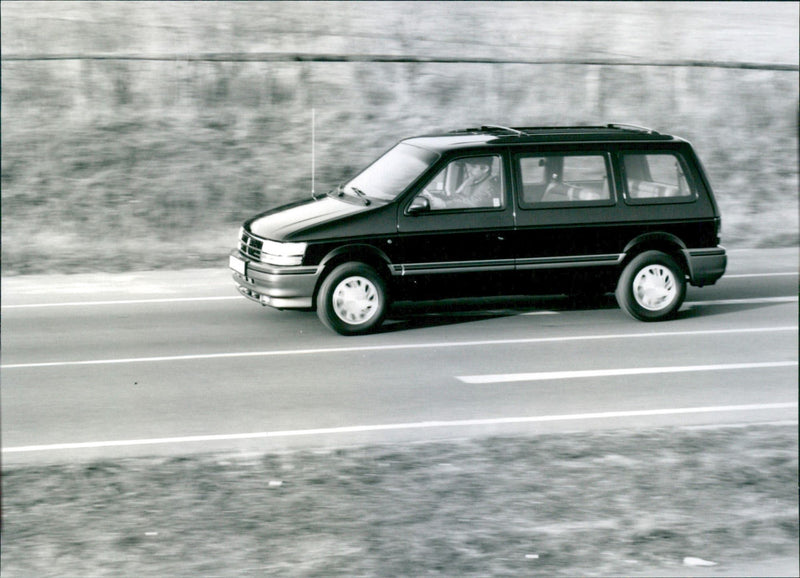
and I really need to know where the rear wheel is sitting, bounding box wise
[316,262,388,335]
[615,251,686,321]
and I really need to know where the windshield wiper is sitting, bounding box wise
[326,184,370,206]
[348,186,371,205]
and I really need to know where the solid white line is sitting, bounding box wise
[725,272,798,278]
[1,296,239,309]
[684,296,797,307]
[4,402,796,454]
[2,326,797,370]
[682,420,798,430]
[458,361,798,384]
[1,276,796,309]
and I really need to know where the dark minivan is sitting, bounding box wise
[229,125,726,335]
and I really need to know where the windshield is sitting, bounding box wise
[344,143,439,201]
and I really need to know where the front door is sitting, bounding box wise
[395,153,515,299]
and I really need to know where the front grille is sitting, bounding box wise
[239,229,263,261]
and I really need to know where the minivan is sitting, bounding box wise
[229,124,726,335]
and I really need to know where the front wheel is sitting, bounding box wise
[316,262,388,335]
[615,251,686,321]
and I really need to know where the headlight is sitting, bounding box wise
[260,240,307,266]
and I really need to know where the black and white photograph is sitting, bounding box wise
[2,1,798,576]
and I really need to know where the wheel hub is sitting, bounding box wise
[633,265,677,311]
[332,276,379,324]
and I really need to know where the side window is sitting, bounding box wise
[414,155,505,211]
[518,154,612,207]
[519,157,548,204]
[623,153,696,202]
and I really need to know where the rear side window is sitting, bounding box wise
[622,153,697,204]
[517,154,613,208]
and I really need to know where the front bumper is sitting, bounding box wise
[683,246,727,287]
[229,252,319,309]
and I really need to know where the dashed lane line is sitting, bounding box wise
[458,360,798,384]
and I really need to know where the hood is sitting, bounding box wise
[247,196,375,241]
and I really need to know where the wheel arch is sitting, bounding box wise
[621,232,690,277]
[312,243,394,308]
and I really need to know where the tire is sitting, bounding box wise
[615,251,686,321]
[316,262,388,335]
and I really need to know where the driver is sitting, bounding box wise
[450,157,498,208]
[423,157,498,209]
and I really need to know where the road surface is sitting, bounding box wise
[2,248,797,464]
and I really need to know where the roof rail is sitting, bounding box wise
[607,123,659,134]
[479,125,525,136]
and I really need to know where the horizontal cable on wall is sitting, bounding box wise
[2,53,798,72]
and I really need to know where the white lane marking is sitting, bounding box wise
[2,294,793,311]
[2,326,797,370]
[4,402,796,454]
[684,296,797,306]
[1,272,796,309]
[458,361,799,384]
[682,420,798,430]
[1,296,240,309]
[725,272,798,278]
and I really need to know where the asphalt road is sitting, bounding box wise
[2,248,797,465]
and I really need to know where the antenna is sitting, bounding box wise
[311,108,316,198]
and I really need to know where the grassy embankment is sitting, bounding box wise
[2,56,798,276]
[3,425,797,576]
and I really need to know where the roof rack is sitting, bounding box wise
[607,123,659,134]
[448,124,669,142]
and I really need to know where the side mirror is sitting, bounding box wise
[407,196,431,214]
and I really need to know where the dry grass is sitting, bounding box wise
[3,425,797,577]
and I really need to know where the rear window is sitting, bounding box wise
[622,153,697,204]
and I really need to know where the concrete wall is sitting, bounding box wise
[2,2,797,273]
